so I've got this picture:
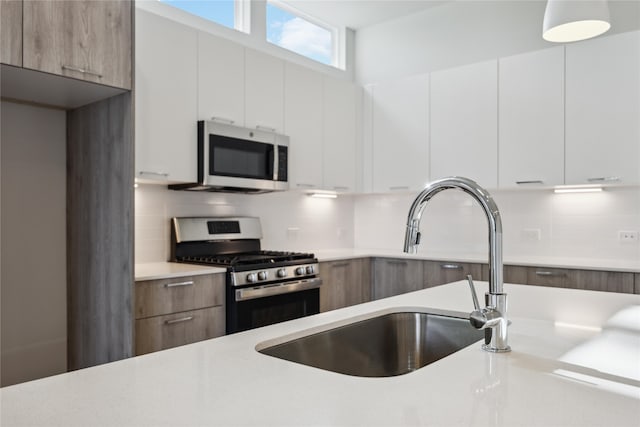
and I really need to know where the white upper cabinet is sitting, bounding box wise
[245,48,284,133]
[284,62,324,190]
[371,74,429,192]
[499,46,565,188]
[323,76,358,192]
[431,60,498,188]
[565,30,640,185]
[198,32,245,126]
[135,9,197,183]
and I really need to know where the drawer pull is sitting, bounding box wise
[164,316,194,325]
[210,116,235,124]
[331,262,350,268]
[535,270,565,277]
[333,186,350,191]
[256,125,276,132]
[516,180,544,185]
[587,176,620,183]
[386,260,408,265]
[62,64,103,78]
[164,280,194,288]
[296,183,316,188]
[389,186,409,191]
[139,171,169,178]
[441,264,462,270]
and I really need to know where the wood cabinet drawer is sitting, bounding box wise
[372,258,424,300]
[319,259,371,312]
[135,306,225,355]
[423,261,483,287]
[135,274,225,319]
[503,265,634,294]
[525,267,570,287]
[566,270,634,293]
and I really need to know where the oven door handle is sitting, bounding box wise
[235,278,323,302]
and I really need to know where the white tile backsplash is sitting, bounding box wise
[353,187,640,263]
[134,185,355,262]
[136,185,640,264]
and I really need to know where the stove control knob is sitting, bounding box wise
[258,271,268,281]
[277,268,287,278]
[246,273,258,283]
[295,266,306,276]
[306,265,315,274]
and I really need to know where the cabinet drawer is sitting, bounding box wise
[525,267,570,287]
[372,258,424,300]
[319,259,371,312]
[565,269,634,294]
[423,261,483,287]
[135,274,225,319]
[503,265,634,294]
[135,306,225,355]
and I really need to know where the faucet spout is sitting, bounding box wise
[403,176,510,352]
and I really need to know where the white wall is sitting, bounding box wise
[355,0,640,85]
[0,101,67,386]
[135,185,355,262]
[354,187,640,263]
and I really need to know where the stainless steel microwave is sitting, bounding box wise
[170,121,289,193]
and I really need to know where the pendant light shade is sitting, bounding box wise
[543,0,611,43]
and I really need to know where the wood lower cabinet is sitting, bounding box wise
[319,257,635,313]
[135,274,225,355]
[423,260,483,287]
[0,0,22,66]
[372,258,425,300]
[22,0,132,89]
[319,259,371,312]
[501,265,635,294]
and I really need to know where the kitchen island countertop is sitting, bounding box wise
[2,281,639,426]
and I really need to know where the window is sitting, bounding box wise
[160,0,238,30]
[266,1,336,67]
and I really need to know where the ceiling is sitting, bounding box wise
[280,0,451,30]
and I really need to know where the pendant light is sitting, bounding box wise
[543,0,611,43]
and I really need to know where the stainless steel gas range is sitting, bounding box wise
[171,217,322,334]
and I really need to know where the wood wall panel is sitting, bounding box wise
[67,92,133,370]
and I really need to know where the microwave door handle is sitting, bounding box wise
[198,121,206,184]
[271,146,277,181]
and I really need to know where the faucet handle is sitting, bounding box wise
[467,275,481,311]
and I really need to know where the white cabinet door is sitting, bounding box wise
[431,60,498,188]
[323,77,357,192]
[566,30,640,185]
[245,48,284,133]
[198,32,244,126]
[499,47,564,188]
[135,10,197,183]
[371,74,429,193]
[284,62,323,190]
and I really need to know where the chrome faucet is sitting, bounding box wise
[403,176,511,352]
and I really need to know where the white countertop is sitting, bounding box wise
[310,248,640,273]
[2,281,639,426]
[135,262,225,281]
[135,251,639,282]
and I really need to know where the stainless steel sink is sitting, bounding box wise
[258,310,484,377]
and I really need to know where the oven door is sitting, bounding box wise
[226,278,321,334]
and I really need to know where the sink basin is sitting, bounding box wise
[258,309,484,377]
